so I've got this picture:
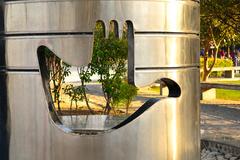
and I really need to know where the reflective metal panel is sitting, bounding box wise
[4,0,199,34]
[95,1,199,33]
[6,35,93,68]
[134,34,200,68]
[1,0,200,160]
[5,34,199,69]
[5,1,95,33]
[7,69,199,160]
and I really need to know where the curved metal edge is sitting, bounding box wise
[4,35,93,68]
[37,46,62,125]
[0,3,4,68]
[36,44,161,133]
[0,73,9,160]
[0,3,11,154]
[112,98,160,130]
[0,27,9,159]
[127,21,135,85]
[201,139,240,157]
[161,78,181,97]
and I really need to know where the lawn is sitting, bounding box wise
[216,89,240,101]
[215,81,240,101]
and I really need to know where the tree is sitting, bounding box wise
[121,83,138,115]
[201,0,240,81]
[64,84,84,115]
[77,66,95,114]
[44,47,71,113]
[43,22,134,115]
[112,82,138,115]
[91,23,128,114]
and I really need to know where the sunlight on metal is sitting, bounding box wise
[0,0,200,160]
[168,2,178,31]
[171,101,178,160]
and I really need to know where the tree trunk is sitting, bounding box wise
[202,71,210,81]
[227,47,230,58]
[70,100,73,115]
[111,106,117,115]
[81,81,95,115]
[104,98,112,115]
[53,80,57,102]
[57,100,62,114]
[126,101,131,115]
[202,46,219,81]
[75,101,78,111]
[202,52,210,81]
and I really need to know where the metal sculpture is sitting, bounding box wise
[0,0,200,160]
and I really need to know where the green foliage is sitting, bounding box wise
[201,0,240,47]
[113,82,138,114]
[77,66,94,114]
[78,66,92,84]
[200,1,240,80]
[64,84,84,104]
[91,22,129,114]
[45,22,134,115]
[209,80,240,101]
[119,83,138,105]
[216,89,240,101]
[91,33,128,79]
[200,57,233,77]
[200,58,233,68]
[109,80,138,114]
[64,84,84,113]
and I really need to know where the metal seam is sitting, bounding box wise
[135,66,200,71]
[0,32,93,37]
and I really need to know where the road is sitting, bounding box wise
[201,104,240,147]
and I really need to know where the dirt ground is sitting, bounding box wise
[55,83,162,115]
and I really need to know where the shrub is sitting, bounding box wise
[200,57,233,68]
[200,58,233,78]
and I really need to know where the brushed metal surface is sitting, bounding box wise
[134,34,200,68]
[0,0,200,160]
[5,35,93,68]
[7,69,200,160]
[4,0,199,34]
[4,34,199,69]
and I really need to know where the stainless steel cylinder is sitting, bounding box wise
[0,0,200,160]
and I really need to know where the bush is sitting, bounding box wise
[111,82,138,115]
[200,58,233,78]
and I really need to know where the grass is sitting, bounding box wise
[151,81,240,101]
[150,86,160,93]
[215,81,240,85]
[216,89,240,101]
[215,81,240,101]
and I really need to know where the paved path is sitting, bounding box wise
[201,104,240,147]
